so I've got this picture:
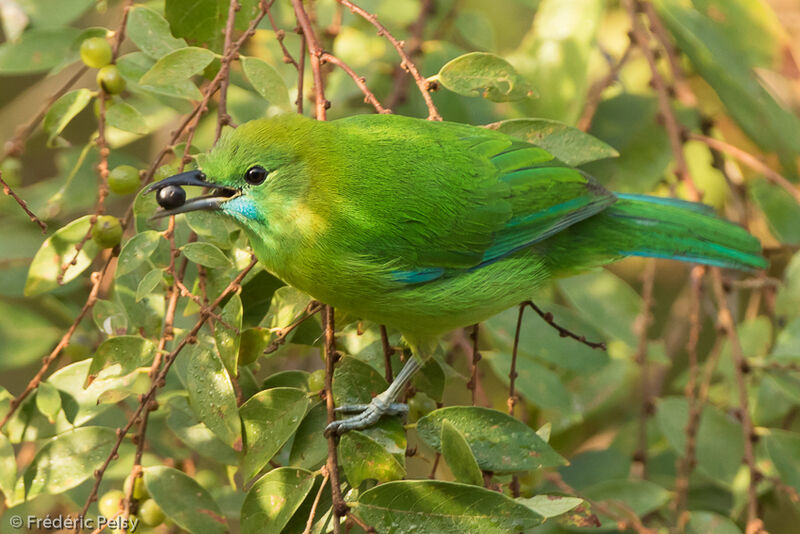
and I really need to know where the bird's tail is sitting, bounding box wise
[590,193,767,271]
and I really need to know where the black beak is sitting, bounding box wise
[145,170,239,219]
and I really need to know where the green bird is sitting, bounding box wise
[147,113,766,433]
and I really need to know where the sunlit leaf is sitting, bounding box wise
[87,335,155,383]
[139,47,215,87]
[43,89,93,147]
[106,101,149,135]
[241,467,315,534]
[340,430,406,488]
[241,56,292,112]
[440,420,483,486]
[144,465,227,534]
[438,52,536,102]
[127,6,187,59]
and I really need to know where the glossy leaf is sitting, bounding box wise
[417,406,567,473]
[174,344,242,451]
[139,47,215,87]
[0,433,15,503]
[340,430,406,488]
[241,467,315,534]
[215,293,242,375]
[486,118,618,166]
[440,420,483,486]
[106,101,149,135]
[240,387,309,480]
[116,230,162,276]
[764,429,800,492]
[166,395,239,465]
[35,381,62,422]
[24,215,101,296]
[136,268,163,302]
[288,402,328,470]
[686,511,743,534]
[127,6,187,59]
[144,465,227,534]
[519,495,583,518]
[23,426,116,498]
[353,480,544,532]
[241,56,292,111]
[438,52,536,102]
[87,335,155,382]
[182,241,231,268]
[165,0,261,49]
[43,89,93,146]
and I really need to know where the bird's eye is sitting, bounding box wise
[244,165,268,185]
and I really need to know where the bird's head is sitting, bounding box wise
[146,114,318,231]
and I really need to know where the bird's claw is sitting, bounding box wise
[325,399,408,435]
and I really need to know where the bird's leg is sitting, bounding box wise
[325,357,421,435]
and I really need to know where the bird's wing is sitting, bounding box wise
[334,121,616,283]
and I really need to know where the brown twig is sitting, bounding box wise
[691,133,800,204]
[322,306,346,534]
[386,0,433,109]
[523,301,607,350]
[319,52,391,113]
[303,468,330,534]
[380,325,394,382]
[633,259,656,478]
[334,0,441,121]
[466,324,481,405]
[346,511,376,533]
[215,0,241,141]
[578,42,633,132]
[263,300,323,354]
[291,0,329,120]
[507,304,524,416]
[0,173,46,233]
[710,268,763,533]
[624,0,701,202]
[640,2,696,107]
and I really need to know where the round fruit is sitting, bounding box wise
[80,37,112,68]
[97,65,126,94]
[138,499,165,527]
[124,474,149,500]
[98,489,124,517]
[108,165,140,195]
[156,184,186,210]
[92,215,123,249]
[307,369,326,392]
[0,157,22,187]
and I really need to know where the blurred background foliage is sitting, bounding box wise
[0,0,799,532]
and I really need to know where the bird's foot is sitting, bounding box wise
[325,394,408,435]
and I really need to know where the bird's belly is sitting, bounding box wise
[271,249,552,336]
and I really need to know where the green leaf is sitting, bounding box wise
[24,215,101,296]
[127,6,187,59]
[656,397,743,487]
[139,47,215,87]
[686,511,743,534]
[484,350,573,413]
[438,52,536,102]
[87,335,155,382]
[455,10,495,51]
[559,270,642,347]
[289,402,328,470]
[117,51,202,100]
[440,420,483,486]
[116,230,162,277]
[0,28,80,73]
[166,395,239,465]
[353,480,543,532]
[485,118,618,166]
[776,252,800,319]
[93,298,128,335]
[23,426,116,498]
[35,381,62,422]
[0,300,60,371]
[519,495,583,518]
[136,268,163,302]
[43,89,93,147]
[241,467,315,534]
[164,0,261,50]
[174,343,242,451]
[144,465,227,534]
[14,0,93,28]
[182,241,231,268]
[241,56,292,112]
[106,101,149,135]
[340,431,406,488]
[417,406,567,473]
[581,479,670,527]
[750,178,800,245]
[215,293,242,375]
[0,433,16,504]
[764,429,800,493]
[240,387,310,480]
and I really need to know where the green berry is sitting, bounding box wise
[108,165,140,195]
[138,499,165,527]
[0,157,22,187]
[80,37,112,68]
[307,369,326,392]
[97,65,126,94]
[98,489,124,517]
[124,474,149,500]
[92,215,122,249]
